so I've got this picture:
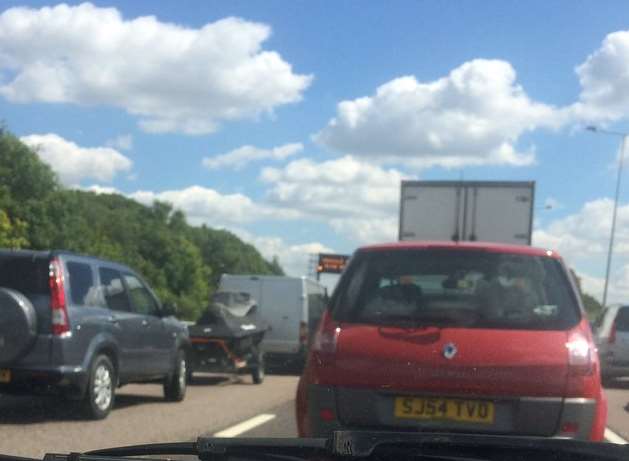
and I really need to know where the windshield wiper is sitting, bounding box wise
[330,431,627,460]
[29,431,628,461]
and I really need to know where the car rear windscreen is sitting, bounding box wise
[333,249,580,330]
[0,255,49,295]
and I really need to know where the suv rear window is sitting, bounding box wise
[0,255,49,295]
[616,306,629,332]
[333,249,580,330]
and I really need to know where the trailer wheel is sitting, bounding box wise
[251,348,265,384]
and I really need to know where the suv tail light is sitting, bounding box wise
[609,321,617,344]
[49,258,70,336]
[299,321,308,346]
[311,310,339,355]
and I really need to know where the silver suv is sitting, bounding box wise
[0,249,190,419]
[594,304,629,381]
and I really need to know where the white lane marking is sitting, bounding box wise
[605,427,627,444]
[213,414,276,438]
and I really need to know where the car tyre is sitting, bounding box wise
[82,354,116,420]
[251,347,265,384]
[164,349,187,401]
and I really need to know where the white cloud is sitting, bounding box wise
[202,143,303,171]
[82,184,120,195]
[572,268,629,306]
[533,198,629,261]
[129,185,299,227]
[572,30,629,121]
[233,228,333,278]
[315,59,560,169]
[261,155,406,244]
[106,134,133,151]
[0,3,312,135]
[20,133,132,184]
[533,198,629,304]
[328,217,398,244]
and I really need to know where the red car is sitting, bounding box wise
[296,241,607,441]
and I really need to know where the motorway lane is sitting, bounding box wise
[227,400,296,438]
[0,374,299,458]
[605,379,629,441]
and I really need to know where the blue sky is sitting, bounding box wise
[3,1,629,297]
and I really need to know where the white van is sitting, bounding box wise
[218,275,327,365]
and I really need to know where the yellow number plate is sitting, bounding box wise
[0,369,11,383]
[394,397,494,424]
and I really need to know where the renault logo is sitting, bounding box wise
[443,342,457,359]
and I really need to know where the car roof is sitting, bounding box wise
[0,248,52,259]
[0,248,133,272]
[358,241,562,259]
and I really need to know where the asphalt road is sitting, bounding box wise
[605,378,629,442]
[1,374,627,458]
[0,373,299,458]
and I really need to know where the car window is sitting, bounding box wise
[334,249,580,330]
[98,267,130,312]
[124,273,159,316]
[0,255,49,295]
[66,261,100,306]
[616,306,629,332]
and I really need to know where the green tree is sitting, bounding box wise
[0,128,285,320]
[0,210,29,248]
[0,129,58,204]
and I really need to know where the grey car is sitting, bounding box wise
[0,249,190,419]
[595,304,629,381]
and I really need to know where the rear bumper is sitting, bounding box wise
[600,358,629,378]
[0,365,88,398]
[597,346,629,377]
[306,385,597,441]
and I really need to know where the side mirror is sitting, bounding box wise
[161,302,178,317]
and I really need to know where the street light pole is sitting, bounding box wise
[602,134,627,308]
[586,126,629,307]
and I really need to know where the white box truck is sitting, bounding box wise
[399,180,535,245]
[218,275,327,366]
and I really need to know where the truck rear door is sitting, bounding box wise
[463,184,533,245]
[260,279,301,355]
[399,183,463,241]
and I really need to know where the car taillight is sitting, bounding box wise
[299,321,308,346]
[566,332,593,375]
[565,325,599,398]
[49,258,70,336]
[609,322,617,344]
[311,310,339,355]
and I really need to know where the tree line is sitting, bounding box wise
[0,128,283,320]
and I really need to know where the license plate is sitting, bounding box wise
[394,397,494,424]
[0,369,10,383]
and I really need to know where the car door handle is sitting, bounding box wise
[141,319,149,327]
[108,316,119,324]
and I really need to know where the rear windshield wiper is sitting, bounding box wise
[27,431,629,461]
